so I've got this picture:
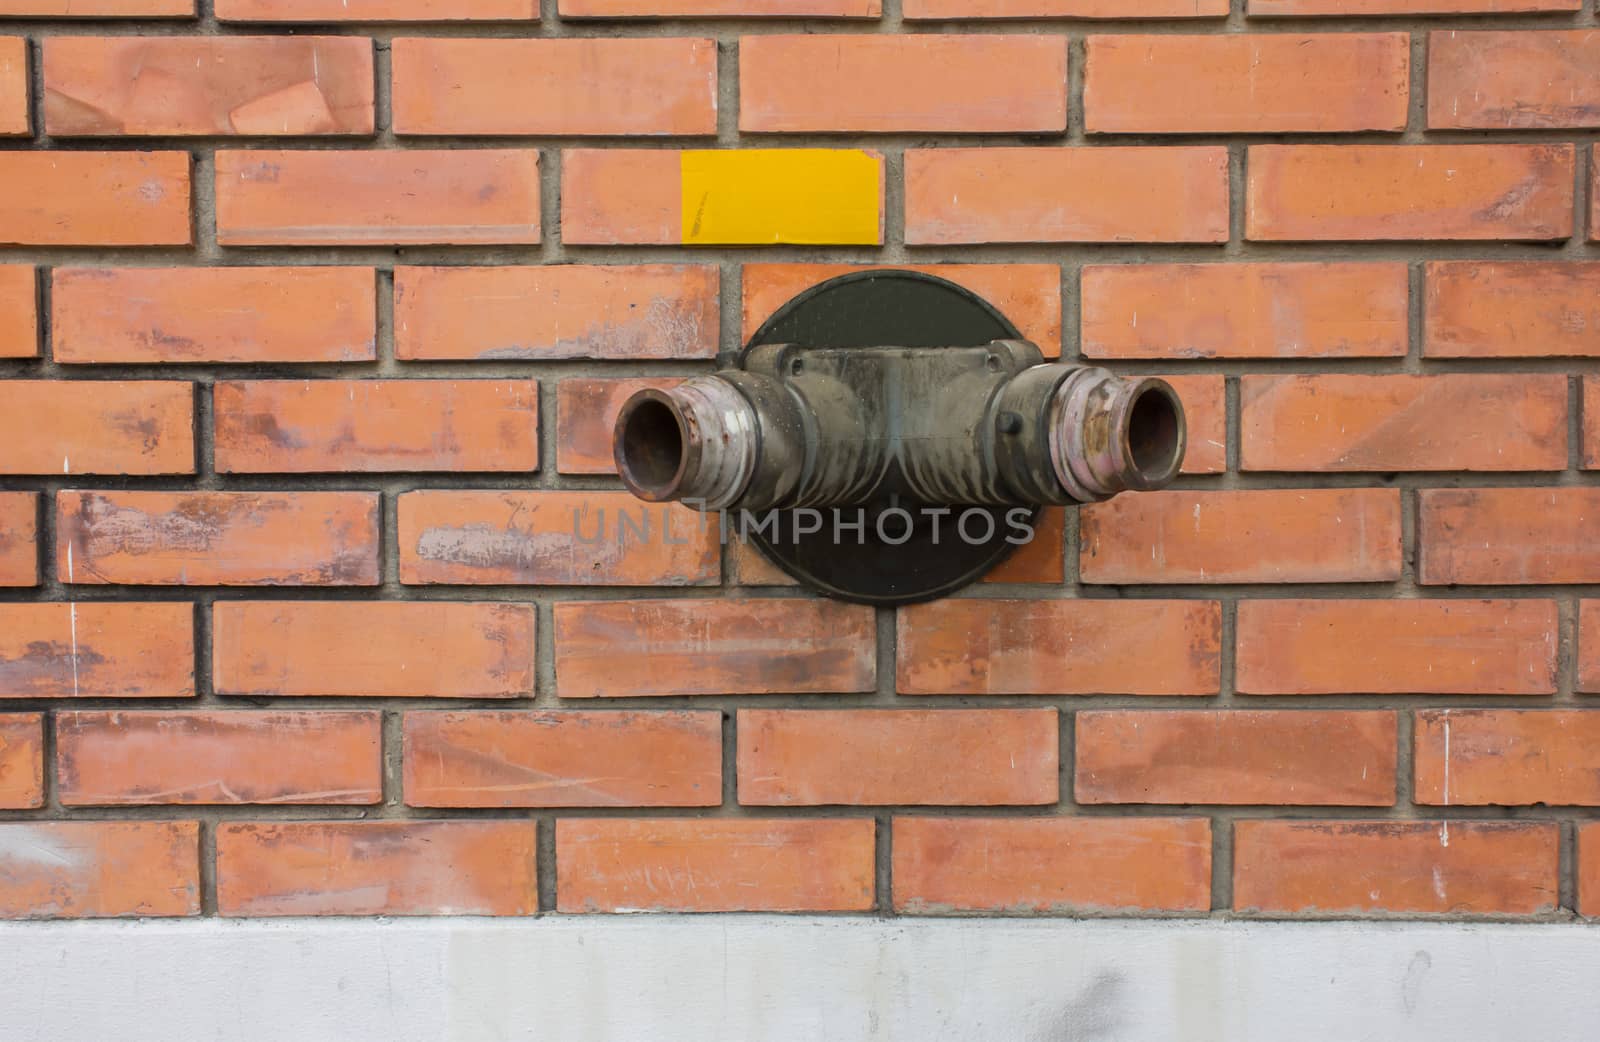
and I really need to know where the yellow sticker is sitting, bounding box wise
[680,149,881,246]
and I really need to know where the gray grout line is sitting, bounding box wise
[1406,28,1427,141]
[1211,814,1232,912]
[1400,487,1418,587]
[1406,261,1424,368]
[373,37,393,142]
[539,148,562,268]
[717,36,738,144]
[537,814,558,913]
[1559,596,1579,704]
[883,147,906,256]
[875,812,891,914]
[1560,817,1576,913]
[1066,33,1084,142]
[534,600,557,704]
[1570,374,1585,475]
[1057,708,1077,817]
[1,241,1597,267]
[2,11,1597,33]
[1574,139,1593,254]
[198,818,218,915]
[1227,143,1246,249]
[382,708,404,812]
[2,800,1597,822]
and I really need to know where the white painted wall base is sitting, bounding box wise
[3,917,1598,1042]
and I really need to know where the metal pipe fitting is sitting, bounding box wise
[613,340,1186,511]
[613,377,758,510]
[1047,368,1186,501]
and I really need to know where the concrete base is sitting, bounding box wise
[3,916,1598,1041]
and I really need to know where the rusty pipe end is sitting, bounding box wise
[613,377,757,510]
[1115,377,1186,491]
[1049,370,1186,501]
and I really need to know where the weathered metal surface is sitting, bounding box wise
[611,271,1186,604]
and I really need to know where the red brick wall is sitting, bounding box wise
[0,0,1596,921]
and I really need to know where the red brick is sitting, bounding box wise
[557,377,685,474]
[741,35,1066,134]
[1583,601,1600,693]
[395,264,717,361]
[1416,710,1600,807]
[564,0,875,14]
[214,601,534,699]
[0,0,191,12]
[405,710,721,808]
[1242,374,1568,472]
[1081,489,1402,585]
[1426,262,1600,358]
[980,507,1066,584]
[1248,144,1574,241]
[57,710,381,806]
[1086,33,1407,134]
[741,263,1061,356]
[1077,710,1396,806]
[215,380,538,473]
[1584,379,1598,468]
[893,817,1211,913]
[53,267,375,364]
[394,38,714,136]
[0,264,35,358]
[1430,30,1600,129]
[1580,823,1600,918]
[561,148,884,246]
[399,491,718,587]
[0,714,42,809]
[558,819,874,912]
[555,599,873,697]
[1082,262,1408,360]
[1233,820,1558,916]
[216,821,537,916]
[215,149,538,246]
[906,147,1228,244]
[898,599,1220,696]
[0,603,194,699]
[1236,599,1557,695]
[0,492,36,587]
[1419,489,1600,585]
[739,709,1058,806]
[58,490,378,586]
[727,538,794,587]
[0,381,193,476]
[0,152,189,246]
[0,822,199,918]
[908,0,1224,16]
[218,0,533,17]
[0,37,26,135]
[44,36,372,136]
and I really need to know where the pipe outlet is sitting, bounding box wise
[1048,368,1186,501]
[613,377,758,510]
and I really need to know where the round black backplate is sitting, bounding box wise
[741,270,1043,606]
